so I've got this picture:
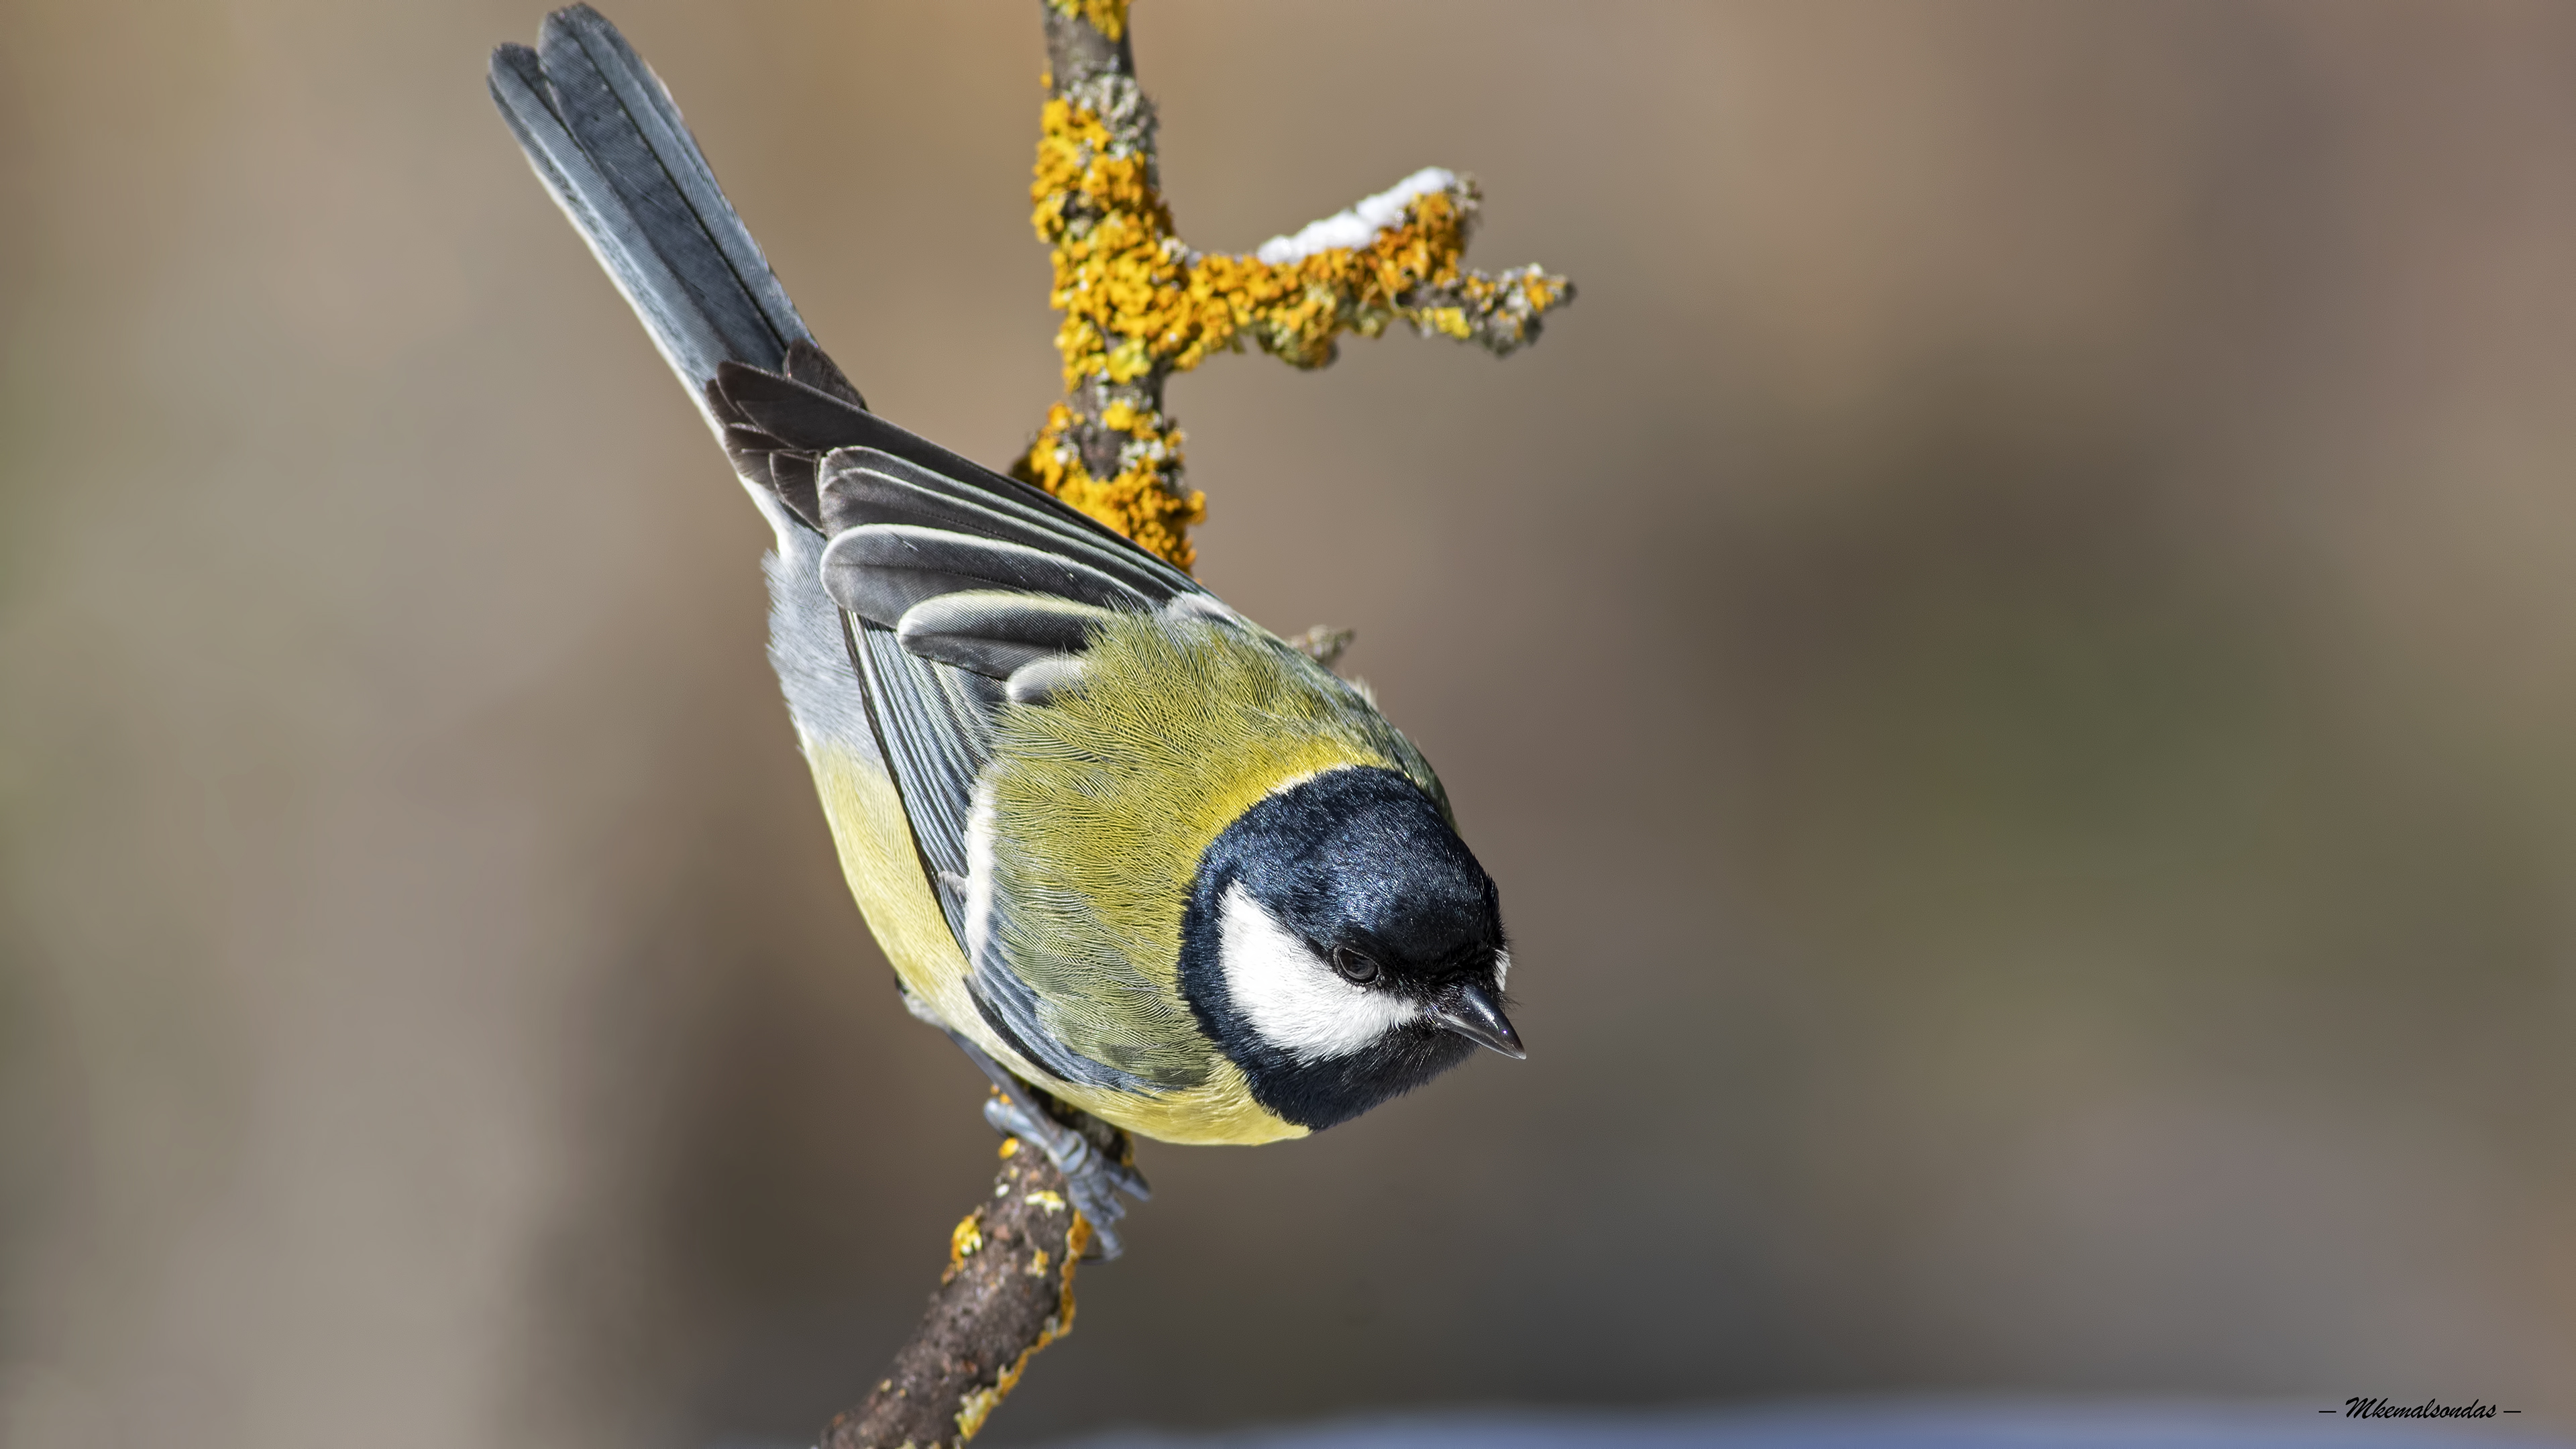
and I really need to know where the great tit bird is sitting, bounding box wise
[489,7,1521,1249]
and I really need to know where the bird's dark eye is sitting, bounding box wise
[1330,946,1383,985]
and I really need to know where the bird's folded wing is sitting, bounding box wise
[776,409,1225,1093]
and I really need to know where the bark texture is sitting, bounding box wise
[821,1137,1092,1449]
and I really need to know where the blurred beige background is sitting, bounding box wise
[6,1,2576,1446]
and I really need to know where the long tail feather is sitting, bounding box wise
[489,5,826,421]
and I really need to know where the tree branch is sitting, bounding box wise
[822,1134,1091,1449]
[1013,0,1574,572]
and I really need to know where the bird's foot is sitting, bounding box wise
[980,1087,1149,1259]
[945,1031,1149,1258]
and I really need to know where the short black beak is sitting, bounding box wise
[1429,980,1525,1060]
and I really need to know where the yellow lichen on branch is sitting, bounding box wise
[949,1213,1088,1444]
[1046,0,1128,45]
[1012,52,1574,571]
[1018,398,1199,570]
[945,1212,985,1279]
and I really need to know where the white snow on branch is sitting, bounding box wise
[1253,166,1459,266]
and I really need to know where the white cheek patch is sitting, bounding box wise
[1219,884,1420,1062]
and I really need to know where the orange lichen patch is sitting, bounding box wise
[1021,93,1570,567]
[1063,1226,1091,1343]
[1046,0,1128,44]
[1032,101,1555,384]
[945,1211,985,1282]
[953,1364,1016,1442]
[952,1212,1090,1444]
[1030,97,1172,388]
[1014,400,1205,571]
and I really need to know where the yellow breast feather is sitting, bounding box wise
[805,720,1313,1146]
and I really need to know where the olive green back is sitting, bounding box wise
[985,614,1444,1089]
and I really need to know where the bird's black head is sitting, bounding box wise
[1178,765,1519,1132]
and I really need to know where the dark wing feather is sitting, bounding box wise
[848,619,994,930]
[716,362,874,447]
[897,592,1118,680]
[708,362,1204,596]
[818,450,1192,605]
[820,526,1155,625]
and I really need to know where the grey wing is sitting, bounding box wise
[812,441,1204,891]
[814,443,1230,1094]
